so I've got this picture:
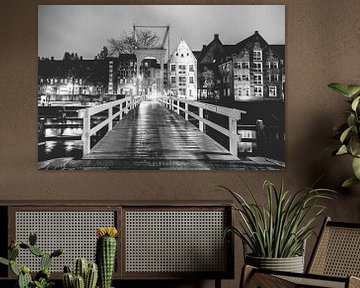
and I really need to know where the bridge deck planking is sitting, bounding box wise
[67,101,283,170]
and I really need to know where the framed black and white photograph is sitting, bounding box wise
[38,5,285,170]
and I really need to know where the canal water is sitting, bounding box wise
[38,125,83,162]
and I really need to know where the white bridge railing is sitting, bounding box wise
[78,96,142,156]
[157,96,246,157]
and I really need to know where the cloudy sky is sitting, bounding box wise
[38,5,285,59]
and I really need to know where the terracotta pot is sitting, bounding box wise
[245,254,305,273]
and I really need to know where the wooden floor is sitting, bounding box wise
[67,101,284,170]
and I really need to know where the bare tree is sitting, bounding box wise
[108,29,159,56]
[202,67,215,97]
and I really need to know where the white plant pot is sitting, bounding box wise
[245,254,305,273]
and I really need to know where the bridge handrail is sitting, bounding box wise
[157,96,246,158]
[78,96,142,156]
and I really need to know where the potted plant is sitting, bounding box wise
[0,232,63,288]
[220,179,334,273]
[328,83,360,187]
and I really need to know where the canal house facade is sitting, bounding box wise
[167,38,197,100]
[218,31,285,101]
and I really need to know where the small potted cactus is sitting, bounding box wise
[62,258,98,288]
[0,232,64,288]
[96,227,118,288]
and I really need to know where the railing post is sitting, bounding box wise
[171,98,174,111]
[229,117,238,157]
[82,108,90,156]
[177,99,180,115]
[108,106,113,131]
[131,95,135,109]
[120,103,123,120]
[185,102,189,121]
[199,108,204,132]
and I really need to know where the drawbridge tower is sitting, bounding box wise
[133,24,170,96]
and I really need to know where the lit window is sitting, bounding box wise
[253,50,262,61]
[254,86,263,97]
[242,75,249,81]
[267,62,271,69]
[242,62,249,69]
[179,76,186,83]
[253,62,262,73]
[269,86,277,97]
[254,74,263,85]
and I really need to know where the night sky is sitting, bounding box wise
[38,5,285,59]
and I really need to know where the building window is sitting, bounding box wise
[171,64,176,71]
[181,54,184,57]
[189,65,194,72]
[253,50,262,61]
[242,62,249,69]
[171,76,176,84]
[267,74,271,82]
[179,88,186,95]
[254,74,263,85]
[267,62,271,69]
[179,76,186,83]
[241,75,250,81]
[189,77,194,84]
[179,65,186,70]
[269,86,277,97]
[176,53,178,56]
[254,86,263,97]
[275,74,279,82]
[189,89,193,97]
[227,88,230,96]
[253,62,262,73]
[273,61,279,69]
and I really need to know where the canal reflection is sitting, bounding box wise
[38,140,83,162]
[38,118,84,162]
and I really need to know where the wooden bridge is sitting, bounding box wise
[65,96,284,170]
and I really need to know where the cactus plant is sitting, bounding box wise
[62,259,98,288]
[0,232,63,288]
[73,275,85,288]
[74,258,88,280]
[19,268,32,288]
[85,262,98,288]
[96,227,118,288]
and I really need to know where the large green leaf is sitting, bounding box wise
[347,85,360,97]
[352,157,360,179]
[328,83,351,97]
[336,145,348,155]
[342,177,360,188]
[340,126,353,143]
[351,96,360,111]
